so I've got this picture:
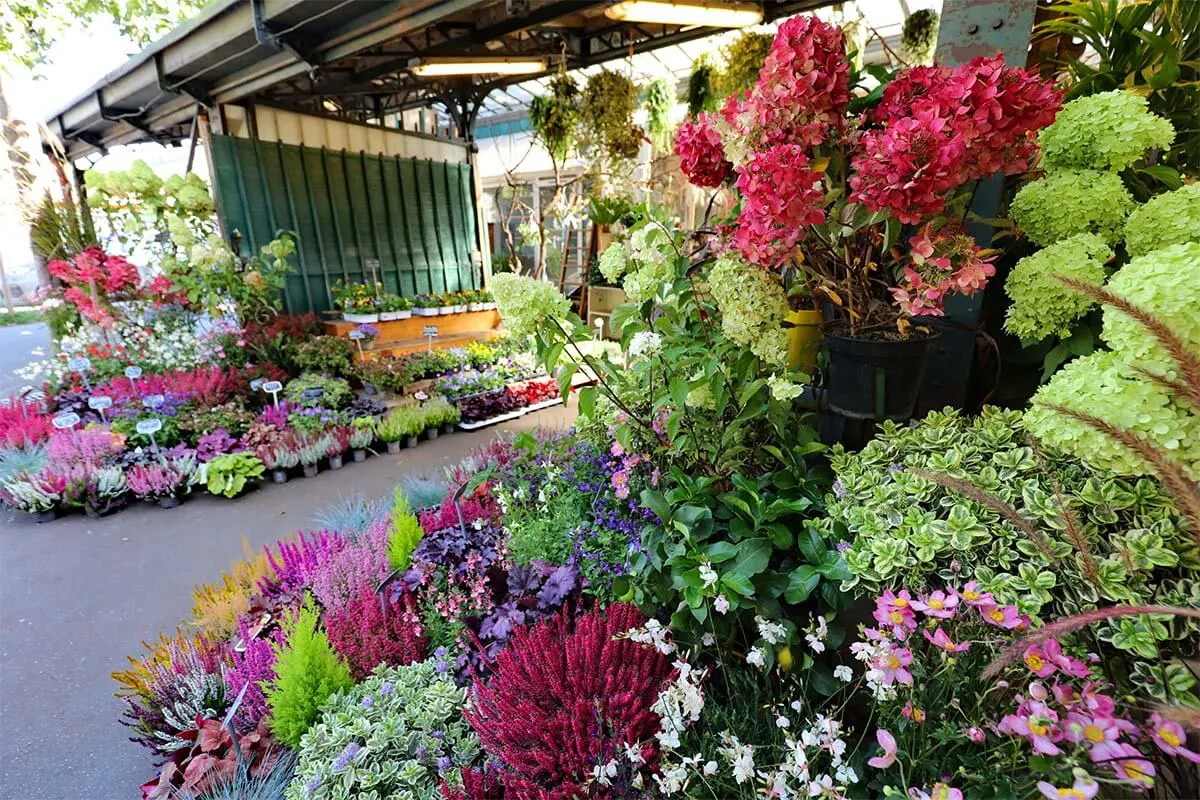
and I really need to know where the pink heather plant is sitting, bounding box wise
[324,585,426,680]
[308,519,392,610]
[126,459,192,502]
[257,529,347,598]
[47,427,124,467]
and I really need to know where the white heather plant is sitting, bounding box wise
[286,660,480,800]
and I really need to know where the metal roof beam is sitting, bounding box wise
[251,0,316,68]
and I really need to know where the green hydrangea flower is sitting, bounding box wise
[620,224,681,303]
[1004,233,1112,341]
[1010,169,1134,246]
[1101,241,1200,369]
[707,252,789,366]
[287,660,480,800]
[598,241,628,283]
[1124,183,1200,258]
[1027,350,1200,480]
[490,273,570,337]
[1037,90,1176,171]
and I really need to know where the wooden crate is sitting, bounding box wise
[323,309,503,359]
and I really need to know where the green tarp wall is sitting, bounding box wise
[209,134,482,314]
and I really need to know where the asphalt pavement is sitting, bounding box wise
[0,402,573,800]
[0,323,51,398]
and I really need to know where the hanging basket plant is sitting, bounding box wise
[716,31,775,99]
[901,9,939,65]
[529,72,580,163]
[581,69,641,161]
[686,54,718,118]
[643,76,676,151]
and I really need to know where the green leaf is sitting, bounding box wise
[796,526,824,564]
[669,377,688,409]
[784,566,819,603]
[578,385,597,419]
[721,571,755,598]
[640,489,671,523]
[704,541,739,563]
[731,538,771,578]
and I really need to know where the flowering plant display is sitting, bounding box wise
[673,17,1061,332]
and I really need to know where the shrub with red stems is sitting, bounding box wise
[465,603,674,799]
[324,585,427,680]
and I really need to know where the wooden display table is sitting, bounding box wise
[322,310,503,360]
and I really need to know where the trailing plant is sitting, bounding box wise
[643,76,676,151]
[286,660,479,800]
[581,69,641,163]
[264,601,354,749]
[292,336,356,378]
[204,452,264,498]
[716,30,774,99]
[685,54,718,117]
[528,72,580,163]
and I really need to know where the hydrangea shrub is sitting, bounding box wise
[1124,183,1200,258]
[1101,242,1200,367]
[1008,169,1134,246]
[286,660,479,800]
[828,407,1200,701]
[1003,233,1112,341]
[705,253,789,366]
[489,274,570,337]
[1035,90,1176,171]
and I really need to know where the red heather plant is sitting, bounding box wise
[465,603,674,799]
[0,396,52,449]
[441,765,507,800]
[325,585,427,680]
[325,424,352,457]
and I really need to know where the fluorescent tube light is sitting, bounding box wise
[604,1,763,27]
[408,57,547,77]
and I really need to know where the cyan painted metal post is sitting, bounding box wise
[915,0,1038,414]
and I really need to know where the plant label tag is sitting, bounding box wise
[261,381,283,394]
[348,329,367,340]
[52,412,80,429]
[364,259,381,270]
[423,326,438,337]
[136,419,163,435]
[124,366,143,379]
[143,394,165,409]
[249,378,265,391]
[67,356,91,372]
[301,387,324,400]
[87,396,113,411]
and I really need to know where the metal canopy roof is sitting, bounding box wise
[45,0,828,160]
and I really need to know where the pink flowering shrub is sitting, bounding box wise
[889,225,997,316]
[324,585,426,680]
[465,604,674,799]
[308,519,392,609]
[857,584,1200,798]
[257,529,347,599]
[46,427,124,467]
[0,396,52,449]
[48,246,142,325]
[674,113,733,188]
[733,144,826,267]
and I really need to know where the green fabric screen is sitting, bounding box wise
[208,135,482,314]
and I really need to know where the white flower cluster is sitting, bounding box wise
[651,660,707,748]
[620,225,680,304]
[850,638,900,701]
[625,618,675,655]
[628,330,663,360]
[756,615,787,645]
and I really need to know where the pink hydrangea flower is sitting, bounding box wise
[675,112,733,188]
[732,143,826,268]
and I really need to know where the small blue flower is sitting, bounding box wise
[332,741,361,771]
[437,755,452,773]
[833,480,846,499]
[360,695,374,708]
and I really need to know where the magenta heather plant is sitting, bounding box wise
[258,401,295,430]
[308,519,392,609]
[465,603,674,799]
[47,427,123,467]
[257,530,347,598]
[224,615,288,732]
[127,457,195,502]
[325,585,426,680]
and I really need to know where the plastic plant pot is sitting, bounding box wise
[158,496,182,509]
[303,464,319,478]
[405,435,419,449]
[34,509,58,523]
[442,423,454,434]
[386,440,402,455]
[271,469,289,484]
[352,449,367,462]
[425,427,439,441]
[328,454,344,470]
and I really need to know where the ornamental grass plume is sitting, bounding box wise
[465,603,674,798]
[324,585,426,680]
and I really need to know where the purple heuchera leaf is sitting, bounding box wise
[536,565,578,607]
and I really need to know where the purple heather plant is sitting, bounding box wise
[224,614,288,733]
[257,529,347,599]
[308,518,393,610]
[258,400,296,430]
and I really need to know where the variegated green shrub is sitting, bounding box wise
[286,659,479,800]
[828,407,1200,702]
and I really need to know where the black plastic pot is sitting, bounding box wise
[272,469,289,484]
[823,330,940,421]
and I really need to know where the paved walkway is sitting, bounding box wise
[0,403,573,800]
[0,322,50,397]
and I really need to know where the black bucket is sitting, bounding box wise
[823,331,940,421]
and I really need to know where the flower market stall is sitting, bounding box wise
[14,0,1200,798]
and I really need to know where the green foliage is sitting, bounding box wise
[1004,233,1112,341]
[1036,0,1198,174]
[1037,90,1176,172]
[163,228,296,324]
[28,193,90,265]
[580,69,640,161]
[283,374,352,409]
[1124,182,1200,257]
[529,73,580,163]
[84,161,216,259]
[204,453,265,498]
[377,406,425,442]
[686,54,719,117]
[387,489,424,572]
[900,9,939,65]
[716,31,775,99]
[266,602,353,749]
[419,396,460,427]
[293,336,356,378]
[1009,169,1135,246]
[830,407,1200,681]
[643,76,677,151]
[285,660,479,800]
[490,273,570,337]
[586,195,633,227]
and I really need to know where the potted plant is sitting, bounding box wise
[126,454,198,508]
[349,417,376,461]
[297,432,332,478]
[465,290,484,312]
[2,472,65,522]
[378,406,421,452]
[379,294,413,321]
[331,280,379,323]
[479,289,496,311]
[450,292,468,313]
[261,435,299,484]
[326,426,352,470]
[437,293,454,315]
[203,452,264,499]
[673,16,1061,420]
[587,195,633,254]
[413,294,439,317]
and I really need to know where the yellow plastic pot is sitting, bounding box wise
[786,310,822,373]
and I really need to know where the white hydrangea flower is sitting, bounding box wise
[628,330,663,360]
